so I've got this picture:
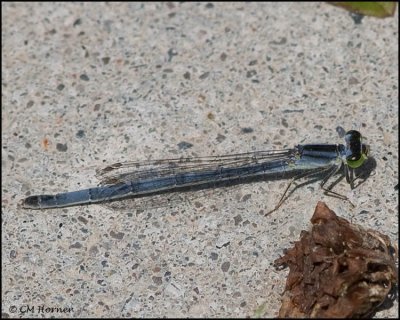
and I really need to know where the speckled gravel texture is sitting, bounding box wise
[2,2,398,318]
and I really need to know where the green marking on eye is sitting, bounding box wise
[347,153,368,169]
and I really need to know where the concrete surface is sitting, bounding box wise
[2,2,398,318]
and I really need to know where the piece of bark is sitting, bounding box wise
[274,201,397,318]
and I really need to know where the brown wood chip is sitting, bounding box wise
[274,201,397,318]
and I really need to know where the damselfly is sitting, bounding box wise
[21,130,369,215]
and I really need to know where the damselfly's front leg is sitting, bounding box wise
[320,164,355,207]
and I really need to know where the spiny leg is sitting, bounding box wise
[264,166,332,217]
[348,164,373,190]
[320,164,355,207]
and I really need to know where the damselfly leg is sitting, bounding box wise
[264,165,336,217]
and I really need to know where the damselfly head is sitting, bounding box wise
[344,130,369,169]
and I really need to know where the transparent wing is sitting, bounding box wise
[96,149,294,185]
[96,149,294,212]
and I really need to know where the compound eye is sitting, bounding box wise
[344,130,368,169]
[345,130,362,144]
